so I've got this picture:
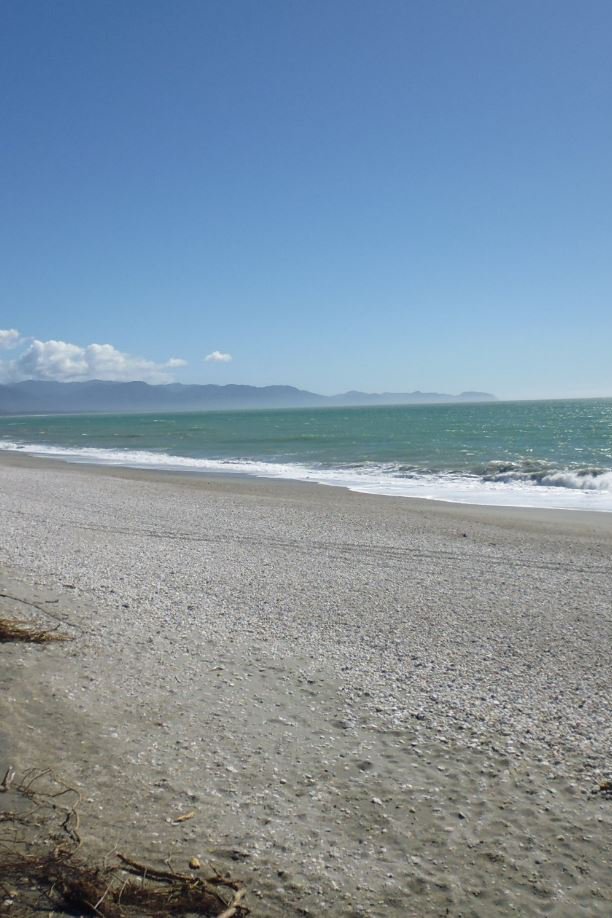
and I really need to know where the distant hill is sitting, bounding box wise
[0,380,496,415]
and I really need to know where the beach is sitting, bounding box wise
[1,451,611,916]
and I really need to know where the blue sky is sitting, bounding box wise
[1,0,611,399]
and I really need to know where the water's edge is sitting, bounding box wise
[2,440,611,512]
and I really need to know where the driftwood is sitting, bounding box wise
[0,591,80,631]
[0,770,249,917]
[0,616,70,643]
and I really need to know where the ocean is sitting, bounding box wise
[1,398,612,511]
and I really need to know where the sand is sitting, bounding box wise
[1,451,611,916]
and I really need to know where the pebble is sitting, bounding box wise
[1,460,611,918]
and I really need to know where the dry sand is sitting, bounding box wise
[1,451,611,916]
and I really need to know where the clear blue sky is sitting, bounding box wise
[1,0,611,398]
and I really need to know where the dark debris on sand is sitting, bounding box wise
[0,770,249,917]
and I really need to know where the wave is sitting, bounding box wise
[1,440,612,511]
[482,461,612,491]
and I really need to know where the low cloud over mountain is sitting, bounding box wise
[0,329,186,384]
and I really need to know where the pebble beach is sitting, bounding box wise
[1,451,611,916]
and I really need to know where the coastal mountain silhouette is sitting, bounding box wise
[0,380,496,415]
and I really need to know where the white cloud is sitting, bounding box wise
[205,350,232,363]
[0,328,22,350]
[0,337,188,384]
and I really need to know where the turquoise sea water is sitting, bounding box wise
[1,399,612,510]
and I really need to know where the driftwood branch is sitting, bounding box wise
[1,770,249,916]
[0,591,81,630]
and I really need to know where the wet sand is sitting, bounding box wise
[1,452,611,916]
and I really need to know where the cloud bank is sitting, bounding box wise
[205,350,232,363]
[0,329,187,384]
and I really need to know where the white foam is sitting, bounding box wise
[2,440,612,511]
[489,468,612,491]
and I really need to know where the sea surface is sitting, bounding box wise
[1,399,612,511]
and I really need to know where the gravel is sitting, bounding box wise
[1,454,611,916]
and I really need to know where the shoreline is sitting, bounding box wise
[2,449,612,534]
[2,440,612,514]
[1,452,611,915]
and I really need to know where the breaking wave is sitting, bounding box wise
[482,461,612,491]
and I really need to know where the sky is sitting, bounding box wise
[1,0,611,399]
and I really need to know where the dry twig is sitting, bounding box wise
[0,616,70,643]
[0,591,80,630]
[0,770,249,916]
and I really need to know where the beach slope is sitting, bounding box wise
[1,453,611,916]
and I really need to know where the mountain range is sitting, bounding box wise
[0,380,496,415]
